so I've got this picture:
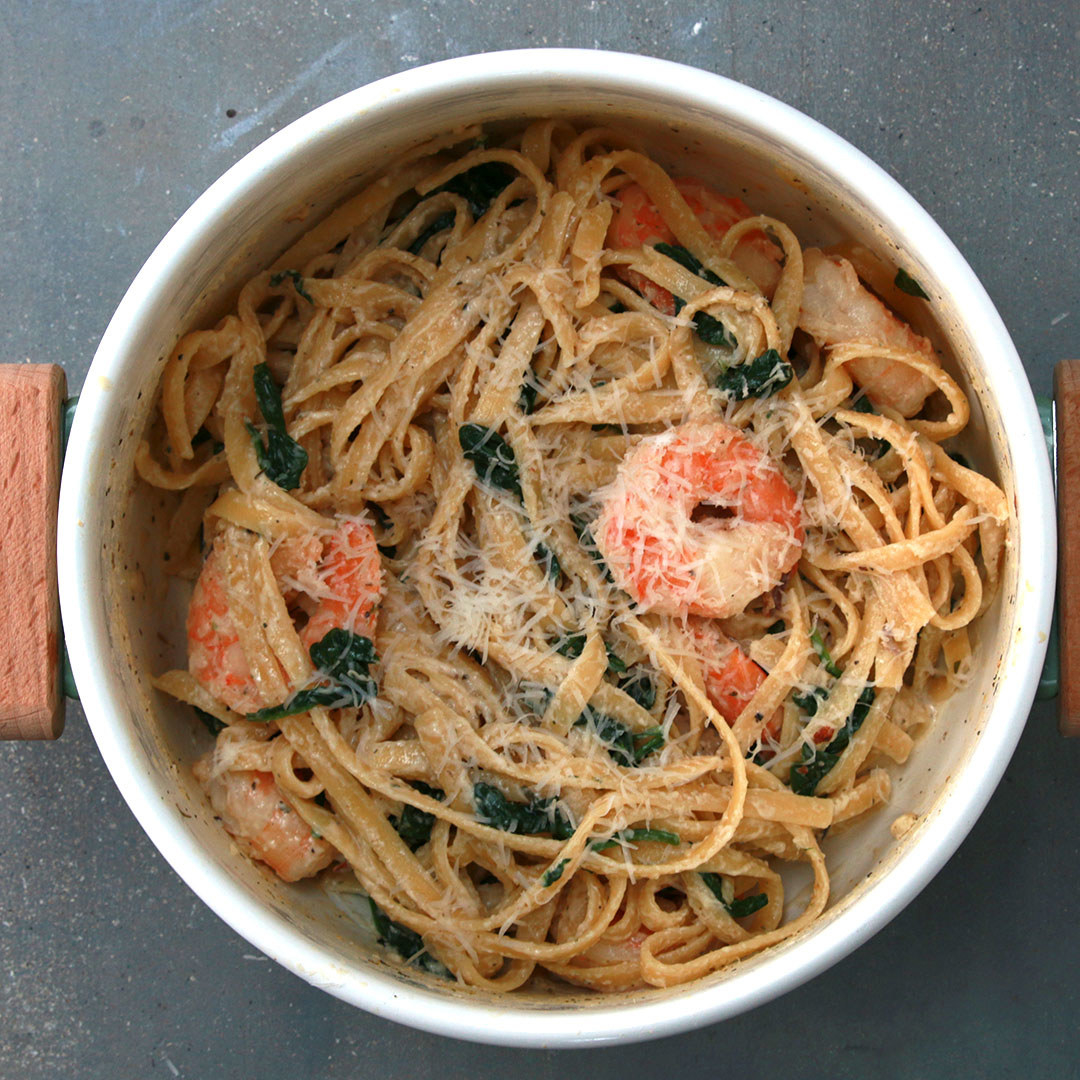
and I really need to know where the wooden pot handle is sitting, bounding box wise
[0,364,66,740]
[1056,360,1080,736]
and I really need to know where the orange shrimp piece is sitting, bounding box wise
[193,761,336,882]
[299,519,382,651]
[799,248,939,416]
[594,421,803,618]
[607,177,782,309]
[187,545,262,714]
[686,618,768,724]
[187,518,383,713]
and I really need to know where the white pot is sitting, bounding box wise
[57,49,1053,1047]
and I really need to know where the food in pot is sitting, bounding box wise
[138,121,1009,990]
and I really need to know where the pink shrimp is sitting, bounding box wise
[686,618,769,725]
[799,248,939,416]
[193,761,336,882]
[594,421,803,618]
[187,518,383,714]
[607,177,782,309]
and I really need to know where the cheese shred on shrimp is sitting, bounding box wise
[139,121,1010,992]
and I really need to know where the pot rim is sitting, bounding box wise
[58,48,1054,1047]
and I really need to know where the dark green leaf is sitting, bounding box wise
[367,502,397,558]
[429,161,515,218]
[407,211,455,256]
[618,667,656,711]
[789,686,876,796]
[472,782,574,839]
[247,363,308,490]
[700,871,768,919]
[542,858,569,887]
[390,781,445,852]
[518,367,542,414]
[810,628,843,678]
[575,707,664,767]
[692,310,737,348]
[269,268,313,304]
[194,706,225,736]
[458,423,522,500]
[608,301,628,314]
[791,685,828,716]
[534,541,561,581]
[247,629,378,722]
[591,828,680,852]
[766,620,786,634]
[716,348,793,401]
[246,422,308,490]
[894,267,930,300]
[368,898,450,977]
[554,633,624,674]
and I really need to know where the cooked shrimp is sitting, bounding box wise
[594,421,803,618]
[193,761,336,882]
[799,248,939,416]
[187,518,383,713]
[187,544,262,714]
[686,617,767,724]
[607,177,782,308]
[298,519,382,650]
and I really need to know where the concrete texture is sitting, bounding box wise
[1,1,1077,1076]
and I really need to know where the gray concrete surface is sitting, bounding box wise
[1,1,1078,1076]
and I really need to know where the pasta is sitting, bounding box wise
[138,121,1009,991]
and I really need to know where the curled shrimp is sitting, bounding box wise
[192,762,336,882]
[607,177,782,308]
[187,518,383,714]
[799,248,939,416]
[594,421,803,618]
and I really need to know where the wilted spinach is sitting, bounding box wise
[700,871,768,919]
[246,363,308,490]
[789,686,876,796]
[458,423,523,501]
[368,898,449,977]
[246,629,378,722]
[716,348,793,400]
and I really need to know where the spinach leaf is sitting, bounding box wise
[700,871,768,918]
[591,828,680,852]
[246,629,378,722]
[472,782,574,839]
[618,667,656,711]
[789,686,876,796]
[653,243,735,346]
[534,541,561,581]
[269,268,313,304]
[389,781,445,852]
[716,348,793,401]
[810,628,843,678]
[429,161,515,218]
[246,363,308,490]
[194,706,225,736]
[576,706,664,767]
[368,898,450,977]
[367,501,397,558]
[458,423,522,501]
[518,366,542,414]
[894,268,930,300]
[849,394,890,457]
[407,211,455,256]
[791,685,828,716]
[542,858,569,887]
[553,633,625,674]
